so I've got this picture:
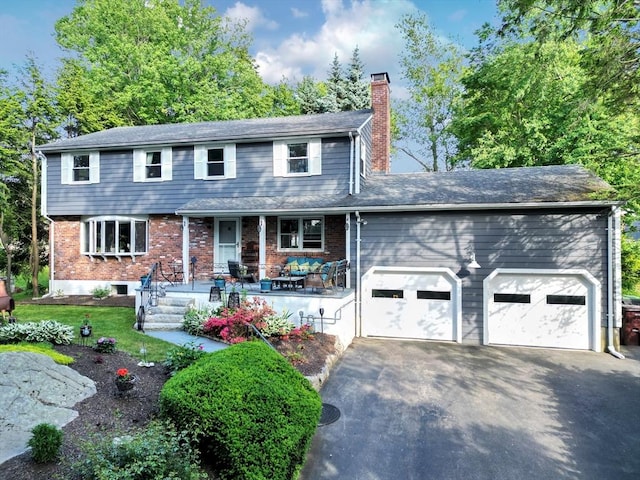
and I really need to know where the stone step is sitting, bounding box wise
[140,322,184,331]
[145,313,185,324]
[148,305,188,315]
[155,296,194,308]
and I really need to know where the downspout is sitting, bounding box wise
[607,206,624,359]
[39,152,54,298]
[355,210,363,337]
[348,132,354,195]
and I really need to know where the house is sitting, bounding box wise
[38,72,623,353]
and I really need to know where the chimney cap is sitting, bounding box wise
[371,72,390,83]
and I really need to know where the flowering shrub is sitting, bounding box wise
[116,368,131,381]
[203,297,277,344]
[94,336,116,353]
[260,313,295,337]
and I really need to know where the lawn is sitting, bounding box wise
[15,304,175,362]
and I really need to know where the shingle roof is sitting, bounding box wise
[38,109,373,152]
[176,164,617,214]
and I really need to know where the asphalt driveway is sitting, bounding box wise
[300,338,640,480]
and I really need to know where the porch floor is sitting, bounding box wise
[162,280,353,299]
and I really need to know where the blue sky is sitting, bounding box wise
[0,0,499,171]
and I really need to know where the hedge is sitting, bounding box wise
[159,341,322,480]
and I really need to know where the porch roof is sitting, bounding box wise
[176,165,618,215]
[38,110,373,152]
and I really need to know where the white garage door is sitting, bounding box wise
[484,269,600,351]
[362,267,461,342]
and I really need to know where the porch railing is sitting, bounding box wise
[137,262,159,332]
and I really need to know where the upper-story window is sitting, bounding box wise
[194,144,236,180]
[273,138,321,177]
[61,151,100,184]
[133,147,172,182]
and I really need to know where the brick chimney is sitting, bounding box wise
[370,72,391,174]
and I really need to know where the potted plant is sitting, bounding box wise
[260,277,272,292]
[80,314,92,339]
[214,275,226,289]
[115,368,136,392]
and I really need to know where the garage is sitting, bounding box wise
[483,269,601,351]
[361,267,461,342]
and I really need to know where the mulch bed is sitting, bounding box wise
[0,332,337,479]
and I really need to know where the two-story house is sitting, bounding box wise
[39,73,623,353]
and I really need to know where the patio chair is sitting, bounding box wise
[228,260,257,287]
[306,262,337,293]
[334,259,348,290]
[158,260,183,286]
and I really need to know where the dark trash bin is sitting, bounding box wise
[621,305,640,346]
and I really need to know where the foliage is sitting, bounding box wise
[74,420,207,479]
[202,297,276,343]
[116,367,132,381]
[27,423,63,463]
[395,13,465,171]
[0,343,74,365]
[294,47,369,114]
[452,37,639,219]
[260,312,296,337]
[622,234,640,292]
[16,304,172,362]
[0,320,74,345]
[93,336,117,353]
[159,341,322,480]
[496,0,640,107]
[91,285,111,299]
[162,341,207,376]
[54,0,284,133]
[182,305,216,336]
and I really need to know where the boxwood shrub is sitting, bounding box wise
[159,341,322,480]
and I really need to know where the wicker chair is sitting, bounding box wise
[306,262,337,293]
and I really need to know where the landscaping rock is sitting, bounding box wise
[0,352,96,463]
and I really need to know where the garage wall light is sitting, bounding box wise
[466,246,481,269]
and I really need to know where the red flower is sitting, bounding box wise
[116,368,131,380]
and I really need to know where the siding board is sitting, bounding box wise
[353,210,608,344]
[46,138,352,215]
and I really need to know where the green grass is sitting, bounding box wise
[14,304,175,362]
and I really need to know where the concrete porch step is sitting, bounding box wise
[141,322,184,331]
[148,304,188,315]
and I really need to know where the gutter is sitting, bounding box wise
[355,211,363,337]
[607,205,624,359]
[175,200,622,217]
[349,132,354,195]
[38,152,55,298]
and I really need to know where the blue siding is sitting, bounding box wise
[46,137,353,215]
[351,209,609,344]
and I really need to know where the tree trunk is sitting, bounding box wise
[30,137,39,298]
[0,214,13,292]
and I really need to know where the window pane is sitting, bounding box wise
[134,221,147,253]
[105,221,116,253]
[547,295,586,305]
[494,293,531,303]
[118,221,131,253]
[83,221,91,252]
[146,151,162,178]
[207,149,224,176]
[287,143,308,173]
[280,219,299,249]
[372,289,404,298]
[302,218,322,249]
[73,155,90,182]
[96,222,103,252]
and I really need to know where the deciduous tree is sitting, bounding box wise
[395,13,465,171]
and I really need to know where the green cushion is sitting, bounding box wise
[287,260,299,271]
[309,261,322,272]
[298,262,310,273]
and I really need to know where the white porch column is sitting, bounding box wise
[258,215,266,279]
[182,216,190,284]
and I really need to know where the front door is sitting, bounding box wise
[214,218,240,273]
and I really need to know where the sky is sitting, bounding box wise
[0,0,500,172]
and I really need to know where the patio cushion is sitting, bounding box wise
[285,256,324,276]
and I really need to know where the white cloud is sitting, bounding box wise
[255,0,418,88]
[291,7,308,18]
[224,1,278,32]
[448,9,467,22]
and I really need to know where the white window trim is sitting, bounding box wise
[273,138,322,177]
[133,147,172,182]
[359,137,367,179]
[194,143,237,180]
[81,215,149,261]
[61,151,100,184]
[277,216,324,252]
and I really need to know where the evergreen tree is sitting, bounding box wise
[344,46,370,111]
